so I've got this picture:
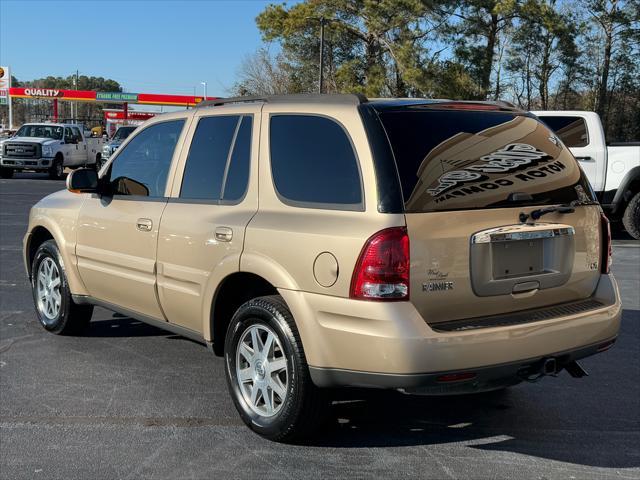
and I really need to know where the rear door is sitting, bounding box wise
[375,106,603,325]
[156,108,258,333]
[71,127,85,165]
[62,128,76,164]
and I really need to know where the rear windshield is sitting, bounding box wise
[376,108,595,212]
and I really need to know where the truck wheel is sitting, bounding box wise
[49,157,64,180]
[224,295,328,442]
[95,154,104,172]
[0,167,13,179]
[31,239,93,335]
[622,192,640,240]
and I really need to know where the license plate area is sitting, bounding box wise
[492,239,544,279]
[471,224,575,297]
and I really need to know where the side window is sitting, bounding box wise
[64,128,74,143]
[71,127,83,142]
[109,120,185,198]
[180,115,252,202]
[223,116,252,201]
[540,116,589,148]
[269,115,362,208]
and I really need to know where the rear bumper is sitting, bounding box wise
[279,274,621,389]
[309,337,616,392]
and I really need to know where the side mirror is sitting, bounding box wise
[67,168,98,194]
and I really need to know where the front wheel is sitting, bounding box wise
[622,192,640,240]
[48,157,64,180]
[224,295,328,442]
[31,239,93,334]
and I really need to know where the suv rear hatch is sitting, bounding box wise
[373,102,605,325]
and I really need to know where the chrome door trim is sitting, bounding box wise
[471,223,575,244]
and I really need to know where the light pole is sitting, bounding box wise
[201,82,207,101]
[306,17,329,94]
[318,17,326,94]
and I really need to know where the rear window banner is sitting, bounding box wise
[426,143,555,197]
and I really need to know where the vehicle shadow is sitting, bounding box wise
[84,313,166,338]
[11,172,67,181]
[308,385,638,468]
[306,308,639,468]
[84,313,205,347]
[612,223,635,241]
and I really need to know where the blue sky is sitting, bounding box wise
[0,0,283,97]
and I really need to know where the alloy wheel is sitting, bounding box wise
[36,257,61,323]
[235,324,289,417]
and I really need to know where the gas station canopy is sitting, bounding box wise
[8,87,215,107]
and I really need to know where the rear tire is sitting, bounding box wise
[622,192,640,240]
[31,239,93,335]
[0,167,13,179]
[224,295,328,442]
[49,156,64,180]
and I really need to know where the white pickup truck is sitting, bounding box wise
[535,111,640,239]
[0,123,104,180]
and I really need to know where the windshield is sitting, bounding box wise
[113,126,136,141]
[15,125,64,140]
[375,107,596,212]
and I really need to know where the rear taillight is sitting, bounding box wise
[350,227,410,301]
[601,213,612,274]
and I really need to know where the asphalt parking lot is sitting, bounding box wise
[0,173,639,480]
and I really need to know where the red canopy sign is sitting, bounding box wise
[8,87,214,107]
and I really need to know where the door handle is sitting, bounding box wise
[215,227,233,242]
[575,156,593,162]
[136,218,153,232]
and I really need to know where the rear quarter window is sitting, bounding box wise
[269,114,363,210]
[376,109,595,212]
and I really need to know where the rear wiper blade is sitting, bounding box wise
[519,205,575,223]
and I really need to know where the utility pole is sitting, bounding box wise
[71,69,79,123]
[7,65,13,129]
[318,17,326,94]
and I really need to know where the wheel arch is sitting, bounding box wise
[26,225,54,277]
[612,166,640,213]
[25,217,88,296]
[208,272,279,355]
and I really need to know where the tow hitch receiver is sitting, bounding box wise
[519,358,590,381]
[519,357,560,381]
[564,360,589,378]
[542,358,557,376]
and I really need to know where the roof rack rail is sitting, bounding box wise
[196,96,268,108]
[196,93,368,109]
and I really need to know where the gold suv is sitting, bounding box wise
[24,95,621,441]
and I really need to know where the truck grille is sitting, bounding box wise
[430,298,607,332]
[4,143,41,159]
